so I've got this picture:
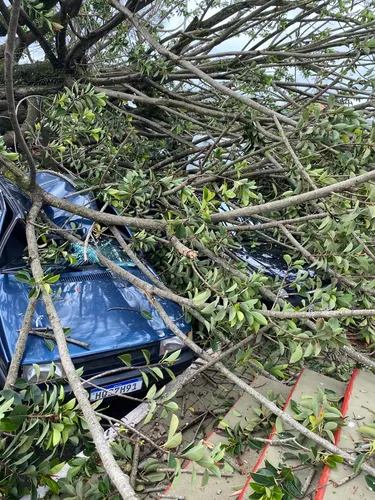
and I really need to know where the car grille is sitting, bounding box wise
[73,343,160,377]
[58,271,114,283]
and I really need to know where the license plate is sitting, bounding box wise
[89,378,143,401]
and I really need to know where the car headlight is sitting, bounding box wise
[22,362,63,383]
[159,335,187,356]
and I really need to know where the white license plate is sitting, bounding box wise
[89,378,143,401]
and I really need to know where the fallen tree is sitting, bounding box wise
[2,0,375,498]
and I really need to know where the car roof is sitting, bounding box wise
[36,171,98,235]
[0,174,31,218]
[0,171,97,235]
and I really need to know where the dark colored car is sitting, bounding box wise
[219,204,319,306]
[0,171,193,400]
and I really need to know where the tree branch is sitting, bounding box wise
[107,0,297,127]
[4,0,37,185]
[4,296,38,389]
[25,200,138,500]
[210,168,375,222]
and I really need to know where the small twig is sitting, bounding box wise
[191,260,224,297]
[301,469,315,496]
[189,407,229,417]
[201,371,217,387]
[157,494,186,499]
[108,307,141,313]
[97,412,167,455]
[27,329,91,349]
[156,468,234,477]
[333,472,359,487]
[303,472,358,499]
[180,394,187,420]
[99,131,133,189]
[130,437,141,489]
[142,486,166,494]
[362,405,375,416]
[193,412,208,441]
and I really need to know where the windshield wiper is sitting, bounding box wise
[0,264,30,274]
[0,263,85,274]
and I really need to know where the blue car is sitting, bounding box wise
[0,171,193,400]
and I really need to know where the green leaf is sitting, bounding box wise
[358,425,375,439]
[165,401,179,411]
[143,411,154,425]
[3,152,19,161]
[251,311,268,326]
[303,343,314,358]
[290,344,303,364]
[98,481,109,495]
[15,270,31,283]
[9,404,28,425]
[32,364,40,379]
[0,418,19,432]
[193,289,211,305]
[44,339,55,351]
[363,148,371,160]
[141,371,149,387]
[365,475,375,491]
[46,274,60,283]
[119,353,132,366]
[163,431,182,449]
[0,396,14,416]
[49,462,66,475]
[152,367,164,379]
[250,472,275,487]
[201,469,209,488]
[0,389,22,405]
[163,350,181,364]
[168,413,179,442]
[42,476,59,494]
[182,442,205,461]
[142,349,151,364]
[283,254,292,266]
[141,310,152,320]
[13,451,34,466]
[144,471,167,482]
[145,384,157,400]
[275,417,284,434]
[354,453,366,473]
[52,427,61,446]
[191,464,197,485]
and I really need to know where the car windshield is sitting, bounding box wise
[0,232,135,272]
[85,239,135,268]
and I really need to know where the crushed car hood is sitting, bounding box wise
[0,267,190,365]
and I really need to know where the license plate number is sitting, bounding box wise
[89,378,142,401]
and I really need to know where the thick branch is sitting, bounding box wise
[210,168,375,222]
[4,296,37,389]
[25,201,137,500]
[4,0,37,184]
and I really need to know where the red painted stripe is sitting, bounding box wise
[238,369,305,500]
[315,368,360,500]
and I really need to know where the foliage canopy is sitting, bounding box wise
[2,0,375,497]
